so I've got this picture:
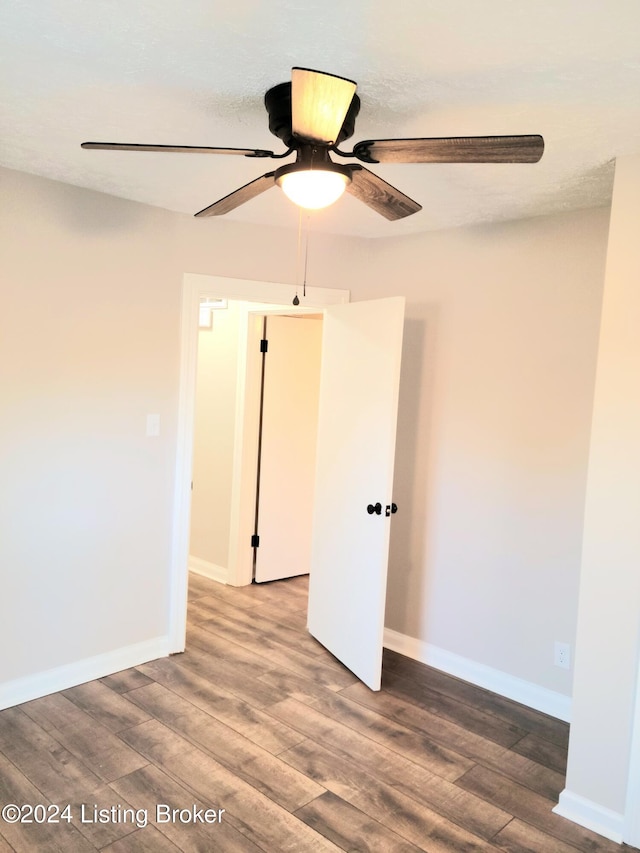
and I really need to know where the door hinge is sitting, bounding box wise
[251,534,260,548]
[260,339,268,353]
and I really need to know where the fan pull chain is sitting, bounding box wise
[293,207,303,305]
[303,213,310,297]
[293,209,311,305]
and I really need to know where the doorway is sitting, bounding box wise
[188,304,323,586]
[168,274,349,653]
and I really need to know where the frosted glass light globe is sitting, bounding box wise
[278,169,349,209]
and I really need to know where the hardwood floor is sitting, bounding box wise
[0,573,636,852]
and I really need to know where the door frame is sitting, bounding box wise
[168,273,349,653]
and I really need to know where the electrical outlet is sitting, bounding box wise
[554,641,571,670]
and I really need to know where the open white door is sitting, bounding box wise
[254,315,323,582]
[307,296,405,690]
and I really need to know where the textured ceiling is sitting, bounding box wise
[2,1,639,238]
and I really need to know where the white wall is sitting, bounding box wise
[556,154,640,843]
[0,166,361,705]
[0,164,612,723]
[0,171,180,690]
[190,304,241,570]
[350,209,610,705]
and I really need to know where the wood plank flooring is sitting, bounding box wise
[0,572,637,852]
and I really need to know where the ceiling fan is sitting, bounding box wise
[82,67,544,221]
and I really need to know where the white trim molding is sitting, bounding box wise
[188,555,227,585]
[0,636,170,711]
[553,790,624,845]
[623,643,640,846]
[383,627,572,723]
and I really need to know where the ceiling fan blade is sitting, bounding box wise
[291,67,357,145]
[352,134,544,164]
[194,172,276,217]
[346,165,422,220]
[81,142,276,158]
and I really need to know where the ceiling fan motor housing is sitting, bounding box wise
[264,81,361,148]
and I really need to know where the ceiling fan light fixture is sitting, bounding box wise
[275,162,351,210]
[82,68,543,222]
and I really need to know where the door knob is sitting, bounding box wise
[385,503,398,516]
[367,502,382,515]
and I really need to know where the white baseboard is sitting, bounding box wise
[188,555,227,585]
[383,627,572,723]
[553,789,624,844]
[0,636,170,711]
